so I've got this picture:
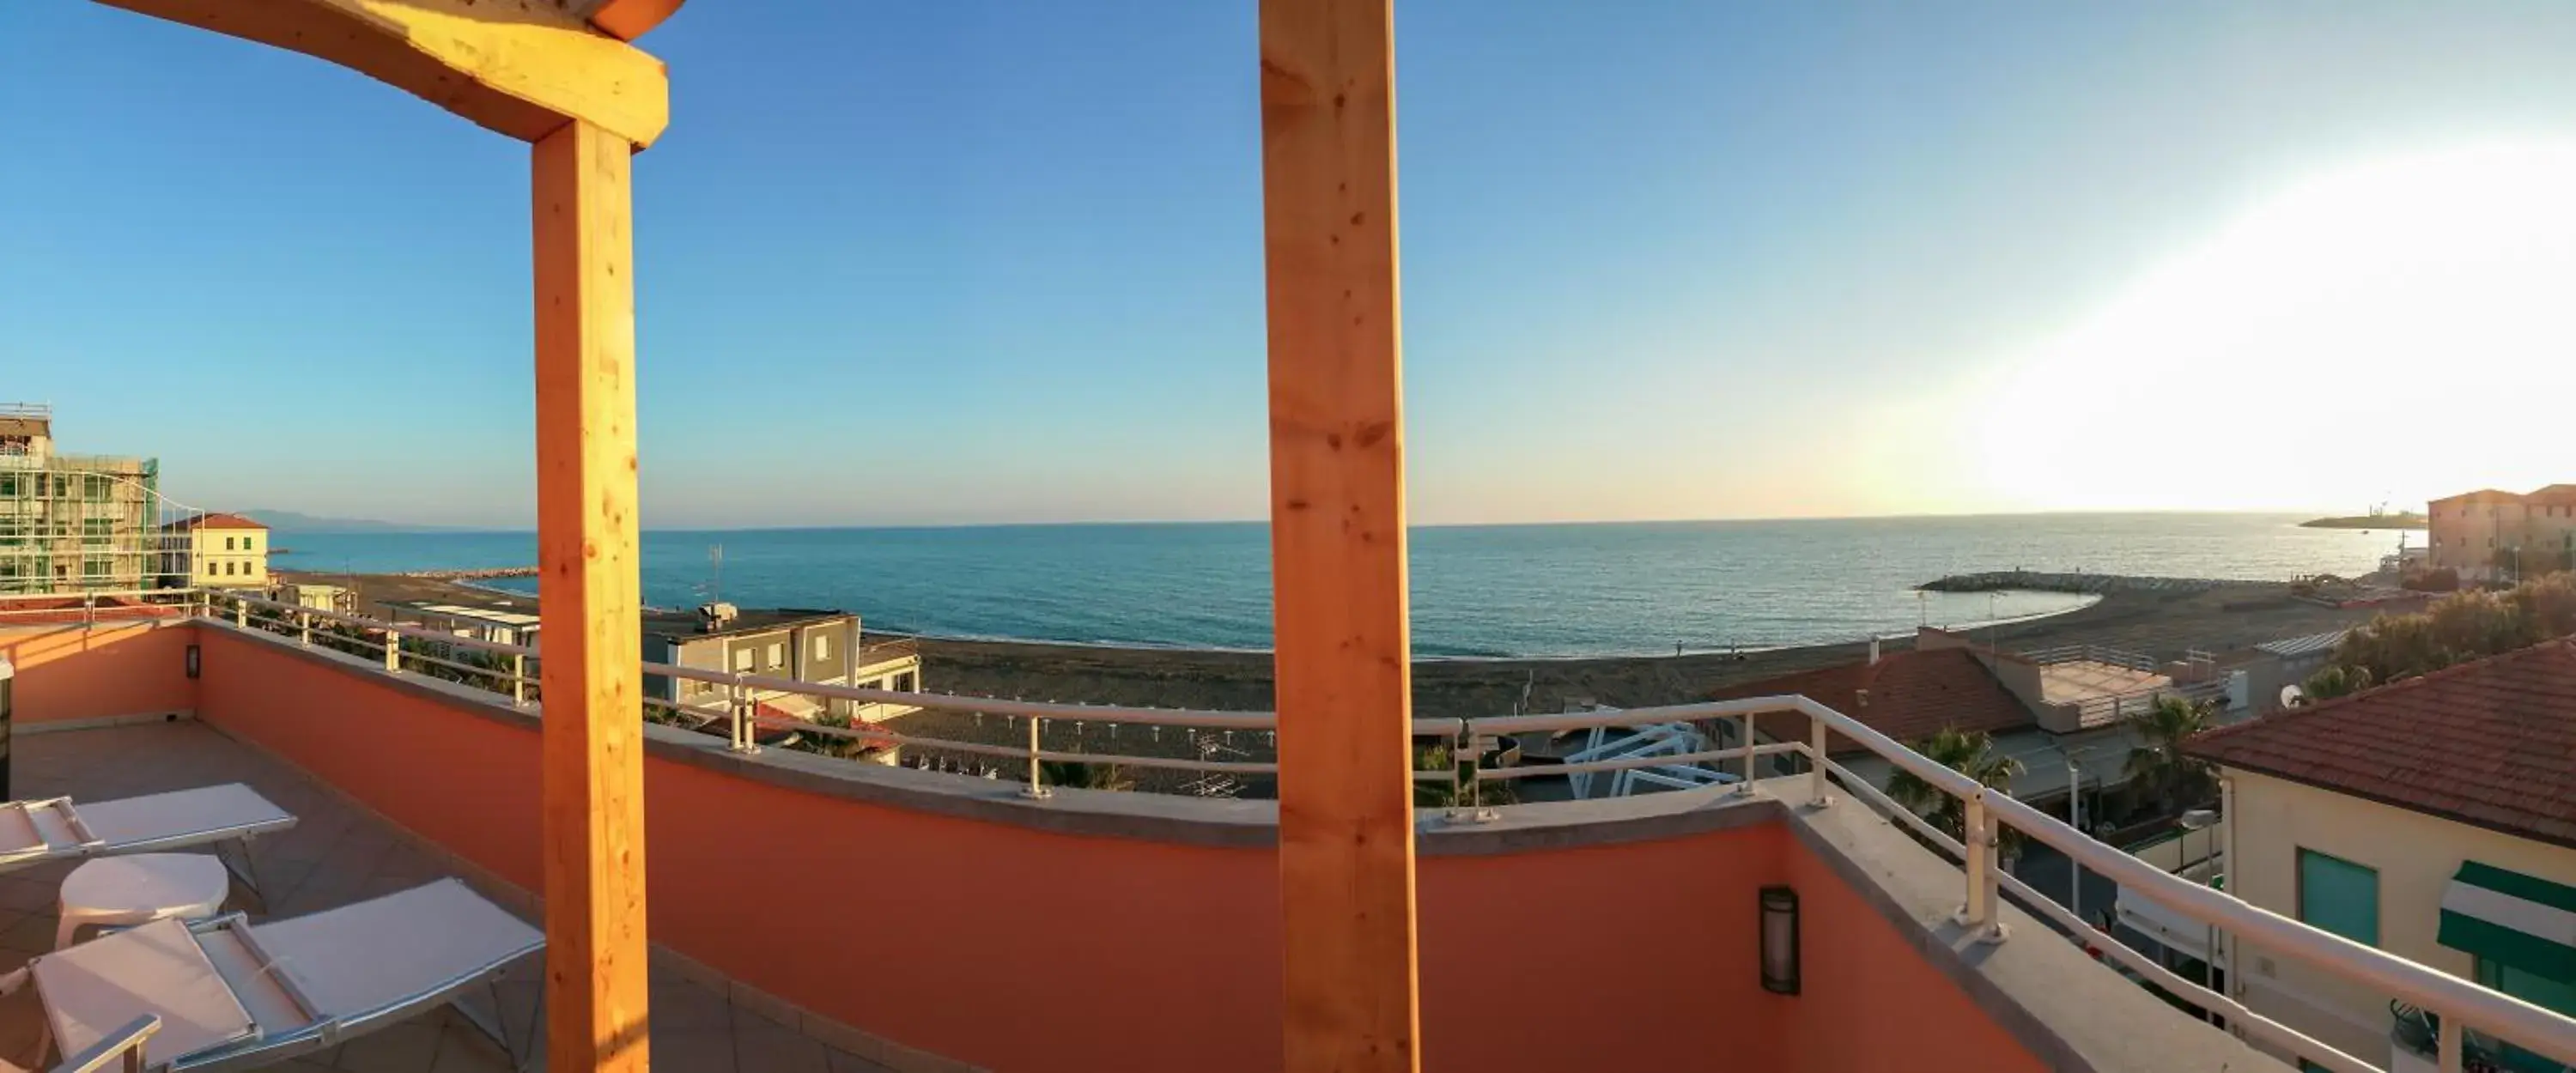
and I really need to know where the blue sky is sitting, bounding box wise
[7,2,2576,529]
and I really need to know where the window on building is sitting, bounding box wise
[2473,959,2576,1072]
[767,642,785,669]
[205,561,217,577]
[894,670,917,693]
[2297,849,2379,946]
[82,476,109,499]
[731,647,752,672]
[82,558,110,578]
[224,536,235,551]
[0,475,16,497]
[812,634,832,661]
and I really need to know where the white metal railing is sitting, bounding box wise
[2019,643,2161,672]
[26,588,2576,1071]
[1461,696,2576,1073]
[175,590,1458,799]
[2072,677,2231,729]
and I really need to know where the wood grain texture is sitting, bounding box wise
[1259,1,1419,1070]
[532,118,650,1073]
[90,0,670,147]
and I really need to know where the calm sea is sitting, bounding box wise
[270,513,2412,658]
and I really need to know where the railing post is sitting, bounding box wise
[384,631,400,674]
[1022,716,1050,799]
[1449,723,1493,822]
[2439,1012,2463,1073]
[727,681,758,754]
[512,653,529,706]
[233,598,246,629]
[1955,791,2008,943]
[297,611,312,647]
[1808,717,1832,805]
[1738,712,1757,793]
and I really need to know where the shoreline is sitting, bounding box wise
[283,568,2391,720]
[442,572,2103,662]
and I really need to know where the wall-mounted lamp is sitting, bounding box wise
[1761,885,1800,995]
[185,645,201,680]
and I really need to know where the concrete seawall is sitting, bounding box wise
[1920,571,2270,595]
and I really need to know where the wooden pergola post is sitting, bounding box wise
[1259,2,1420,1071]
[533,118,651,1073]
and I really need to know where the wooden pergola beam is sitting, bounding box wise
[580,0,687,40]
[532,118,650,1072]
[1260,1,1421,1071]
[90,0,671,148]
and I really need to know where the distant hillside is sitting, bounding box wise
[2300,512,2427,530]
[242,510,461,533]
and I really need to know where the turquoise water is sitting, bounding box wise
[269,513,2409,658]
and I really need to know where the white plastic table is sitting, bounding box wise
[56,853,231,950]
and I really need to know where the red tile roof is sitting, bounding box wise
[2185,639,2576,850]
[2432,488,2528,505]
[162,512,267,531]
[1711,646,2032,755]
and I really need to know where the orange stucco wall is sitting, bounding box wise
[193,626,547,891]
[178,625,2044,1073]
[0,621,197,724]
[1783,838,2050,1073]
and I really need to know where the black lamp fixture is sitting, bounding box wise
[1760,885,1801,995]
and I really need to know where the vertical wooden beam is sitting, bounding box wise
[532,118,650,1073]
[1260,2,1419,1071]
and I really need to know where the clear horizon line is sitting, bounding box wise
[254,505,2403,535]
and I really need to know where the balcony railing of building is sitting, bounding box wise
[9,588,2572,1073]
[2019,643,2163,672]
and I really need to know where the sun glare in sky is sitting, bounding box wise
[1971,140,2576,514]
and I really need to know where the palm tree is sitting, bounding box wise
[2300,664,2373,702]
[2123,695,2215,816]
[1886,728,2024,846]
[1037,760,1135,792]
[1409,743,1516,809]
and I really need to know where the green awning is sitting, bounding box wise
[2440,861,2576,982]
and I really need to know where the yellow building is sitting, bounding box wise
[2189,640,2576,1073]
[165,512,270,589]
[2428,485,2576,584]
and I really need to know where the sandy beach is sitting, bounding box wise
[289,568,2391,792]
[895,580,2384,718]
[291,569,2386,717]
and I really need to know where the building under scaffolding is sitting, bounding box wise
[0,403,185,596]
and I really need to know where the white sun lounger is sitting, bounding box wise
[0,787,295,901]
[23,879,541,1072]
[1,1014,157,1073]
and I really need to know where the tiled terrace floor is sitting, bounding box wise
[0,720,892,1072]
[2036,659,2172,705]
